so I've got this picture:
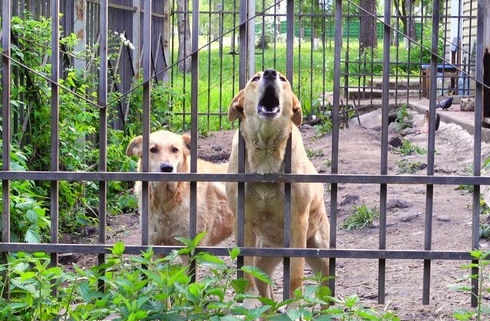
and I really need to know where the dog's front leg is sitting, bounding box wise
[241,228,266,310]
[243,225,259,292]
[289,211,309,298]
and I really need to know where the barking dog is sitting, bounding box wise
[226,69,330,301]
[126,130,234,250]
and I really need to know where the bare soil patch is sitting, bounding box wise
[66,107,490,320]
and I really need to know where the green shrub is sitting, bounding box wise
[8,13,138,237]
[393,139,425,156]
[342,204,379,231]
[0,144,50,243]
[0,235,400,320]
[450,250,490,321]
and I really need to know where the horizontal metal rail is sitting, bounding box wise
[0,171,488,185]
[0,243,474,261]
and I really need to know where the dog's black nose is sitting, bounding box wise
[263,69,277,81]
[160,163,174,172]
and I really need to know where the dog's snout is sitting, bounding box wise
[263,69,277,81]
[160,163,174,172]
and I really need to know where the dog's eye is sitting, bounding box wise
[251,75,260,82]
[150,147,158,153]
[279,75,287,82]
[171,147,179,153]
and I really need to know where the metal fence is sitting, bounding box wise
[1,0,489,313]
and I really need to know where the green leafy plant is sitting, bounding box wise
[306,149,325,158]
[0,252,75,320]
[0,234,400,320]
[8,13,138,236]
[0,144,50,243]
[342,204,379,231]
[450,250,490,321]
[393,139,426,156]
[393,104,413,131]
[395,159,427,174]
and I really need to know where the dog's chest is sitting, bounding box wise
[245,137,288,174]
[247,182,284,206]
[246,182,287,220]
[245,183,289,244]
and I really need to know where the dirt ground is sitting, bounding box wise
[68,106,490,320]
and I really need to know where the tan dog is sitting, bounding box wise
[126,130,234,251]
[226,69,330,301]
[422,109,440,133]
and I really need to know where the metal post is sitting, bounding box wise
[378,0,392,305]
[98,0,108,273]
[141,0,152,246]
[50,0,60,274]
[2,0,12,251]
[329,0,343,296]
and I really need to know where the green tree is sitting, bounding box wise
[297,0,334,40]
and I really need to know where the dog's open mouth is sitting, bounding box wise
[257,85,280,118]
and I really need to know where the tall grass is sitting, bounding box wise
[163,40,336,133]
[159,38,428,133]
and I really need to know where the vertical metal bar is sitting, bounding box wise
[283,134,292,301]
[188,0,199,281]
[98,0,108,270]
[281,0,295,301]
[247,0,255,75]
[423,0,440,305]
[218,1,224,129]
[2,0,12,254]
[286,0,294,80]
[378,0,391,305]
[236,0,248,282]
[239,0,248,81]
[329,0,343,296]
[471,0,485,308]
[190,0,199,238]
[141,0,152,246]
[50,0,60,274]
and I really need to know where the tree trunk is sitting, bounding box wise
[177,0,192,73]
[359,0,377,50]
[405,0,416,43]
[395,0,416,46]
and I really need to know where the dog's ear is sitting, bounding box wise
[181,133,191,155]
[228,90,245,121]
[126,135,143,156]
[291,94,303,126]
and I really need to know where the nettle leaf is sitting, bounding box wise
[230,278,248,293]
[26,209,39,224]
[241,266,271,285]
[246,305,271,320]
[24,229,41,243]
[268,313,293,321]
[19,271,37,281]
[78,281,100,302]
[111,241,125,256]
[229,247,241,260]
[11,278,37,295]
[356,309,379,320]
[195,252,225,268]
[15,199,36,211]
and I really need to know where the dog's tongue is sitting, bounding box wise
[258,85,280,115]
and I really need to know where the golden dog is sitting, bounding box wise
[226,69,330,301]
[126,130,234,250]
